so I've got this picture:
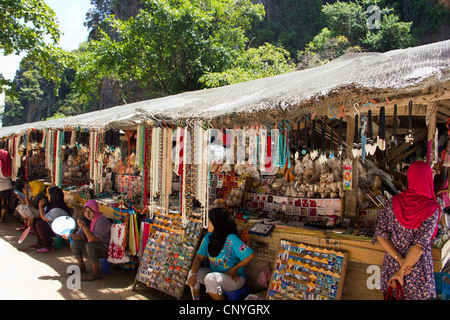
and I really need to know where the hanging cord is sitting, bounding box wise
[406,101,414,144]
[321,120,326,153]
[378,106,386,141]
[311,119,316,150]
[126,131,133,205]
[354,114,359,145]
[377,106,386,151]
[329,124,335,152]
[408,101,412,132]
[283,121,290,168]
[303,118,308,152]
[392,104,398,145]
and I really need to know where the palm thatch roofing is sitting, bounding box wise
[0,39,449,138]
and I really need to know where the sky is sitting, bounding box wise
[0,0,92,106]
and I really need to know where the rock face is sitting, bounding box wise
[3,66,56,126]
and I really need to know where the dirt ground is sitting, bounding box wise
[0,212,192,300]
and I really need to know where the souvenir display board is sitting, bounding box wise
[356,208,383,229]
[267,240,348,300]
[133,212,203,299]
[209,172,249,204]
[115,174,142,199]
[247,193,342,226]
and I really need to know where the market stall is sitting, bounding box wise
[0,40,449,300]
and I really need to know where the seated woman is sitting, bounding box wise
[16,180,48,227]
[186,208,255,300]
[64,200,111,281]
[29,186,71,253]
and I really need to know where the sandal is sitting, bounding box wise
[36,247,55,253]
[81,273,102,281]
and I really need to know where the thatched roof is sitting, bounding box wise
[0,39,449,137]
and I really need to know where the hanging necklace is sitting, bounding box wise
[180,127,188,227]
[149,127,161,219]
[259,127,267,172]
[201,125,210,229]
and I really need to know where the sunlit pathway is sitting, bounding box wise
[0,236,65,299]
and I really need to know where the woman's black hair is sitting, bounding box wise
[207,208,238,258]
[46,186,71,214]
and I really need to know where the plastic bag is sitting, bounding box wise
[257,262,272,288]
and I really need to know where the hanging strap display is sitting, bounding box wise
[406,101,414,144]
[318,120,328,164]
[329,124,335,153]
[302,118,308,155]
[296,120,302,156]
[310,119,318,160]
[265,129,272,171]
[321,120,326,153]
[338,116,343,157]
[367,109,376,155]
[352,115,361,158]
[377,106,386,151]
[391,104,398,146]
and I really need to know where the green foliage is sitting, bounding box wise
[76,0,265,98]
[0,0,63,94]
[362,13,413,52]
[321,0,368,45]
[249,0,324,56]
[44,111,68,120]
[200,43,295,88]
[319,0,413,52]
[408,0,450,37]
[20,69,44,103]
[3,95,24,119]
[378,0,450,37]
[297,29,362,70]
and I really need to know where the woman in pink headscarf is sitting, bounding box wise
[65,200,112,281]
[374,161,441,300]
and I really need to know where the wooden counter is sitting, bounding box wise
[237,220,449,300]
[63,191,117,219]
[62,190,449,299]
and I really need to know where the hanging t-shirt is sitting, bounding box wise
[197,232,253,278]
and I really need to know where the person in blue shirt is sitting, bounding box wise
[186,207,254,300]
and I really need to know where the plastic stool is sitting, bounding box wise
[223,285,249,300]
[51,237,63,250]
[435,272,442,295]
[100,258,111,274]
[441,272,450,300]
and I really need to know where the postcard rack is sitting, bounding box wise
[267,239,348,300]
[132,211,203,299]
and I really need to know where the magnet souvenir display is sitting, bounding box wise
[267,240,347,300]
[135,211,203,299]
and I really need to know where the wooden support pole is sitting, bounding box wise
[426,102,438,165]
